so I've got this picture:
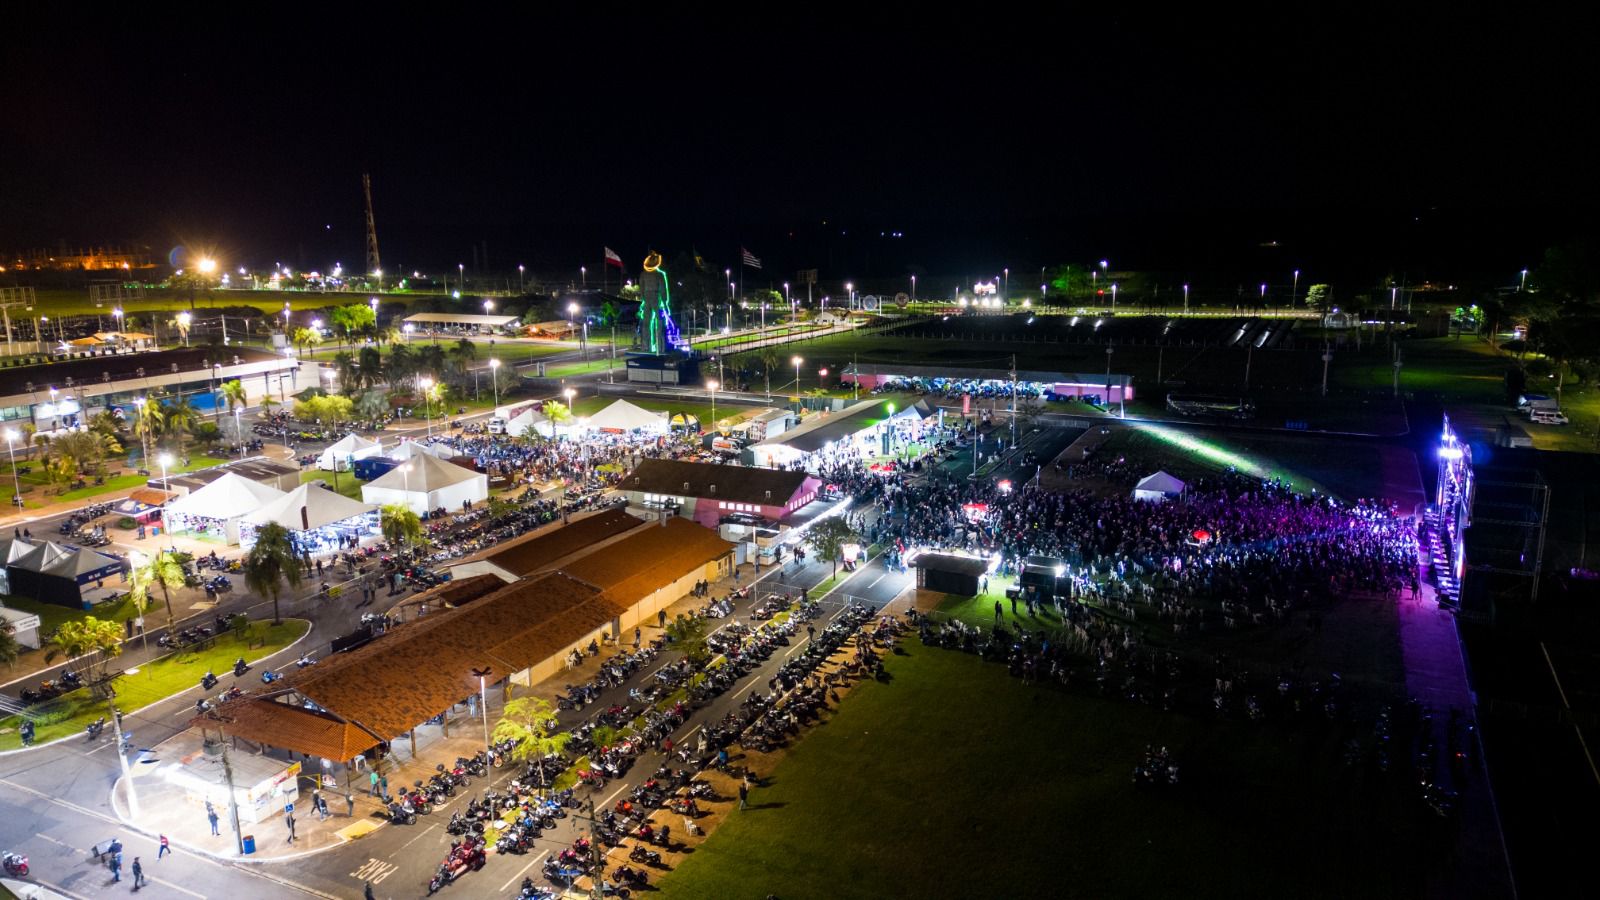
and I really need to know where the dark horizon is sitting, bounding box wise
[3,10,1594,292]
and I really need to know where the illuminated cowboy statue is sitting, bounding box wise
[625,251,699,385]
[638,250,687,354]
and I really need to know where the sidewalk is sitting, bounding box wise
[113,555,780,861]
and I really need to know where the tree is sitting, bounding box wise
[0,623,19,671]
[332,351,357,394]
[756,345,782,399]
[491,697,571,788]
[330,304,377,350]
[541,400,573,424]
[356,346,384,391]
[220,378,248,440]
[380,503,426,549]
[245,522,302,624]
[448,338,477,378]
[807,516,860,578]
[291,326,323,357]
[1304,284,1333,314]
[45,617,123,699]
[386,343,417,389]
[127,549,186,644]
[163,396,200,461]
[665,616,711,667]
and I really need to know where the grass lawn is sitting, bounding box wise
[539,358,622,378]
[1081,424,1421,506]
[569,395,742,426]
[658,642,1431,900]
[301,467,366,501]
[0,593,143,638]
[0,618,310,750]
[13,453,230,508]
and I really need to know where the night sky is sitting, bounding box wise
[2,10,1593,283]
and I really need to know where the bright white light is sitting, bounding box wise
[1438,446,1464,460]
[158,453,173,467]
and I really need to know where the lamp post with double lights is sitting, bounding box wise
[489,358,502,410]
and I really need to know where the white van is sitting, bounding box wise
[488,417,507,435]
[1530,409,1569,426]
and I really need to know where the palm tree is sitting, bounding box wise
[357,346,384,391]
[757,345,782,399]
[447,338,477,379]
[386,344,416,389]
[44,617,124,699]
[128,550,187,646]
[291,326,323,357]
[541,400,573,425]
[220,378,248,444]
[245,522,302,624]
[132,397,163,466]
[418,344,448,383]
[163,396,200,462]
[332,351,357,393]
[379,503,426,549]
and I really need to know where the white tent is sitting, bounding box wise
[361,452,488,516]
[1133,471,1187,502]
[506,407,548,439]
[317,433,384,471]
[166,472,287,544]
[389,440,457,462]
[244,483,377,536]
[587,399,668,433]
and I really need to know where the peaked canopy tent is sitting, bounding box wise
[241,483,378,553]
[388,440,457,462]
[361,452,488,516]
[586,399,669,434]
[6,540,126,607]
[506,408,549,439]
[164,472,287,544]
[1133,471,1187,502]
[317,433,384,471]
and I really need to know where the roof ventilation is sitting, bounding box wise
[764,490,772,501]
[683,482,691,492]
[709,483,717,494]
[634,477,641,486]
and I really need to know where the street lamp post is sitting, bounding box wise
[706,380,718,433]
[1519,269,1528,292]
[3,428,21,508]
[471,667,493,752]
[109,699,140,818]
[910,274,916,301]
[458,263,464,294]
[1183,283,1190,314]
[580,266,587,287]
[489,358,501,410]
[158,452,174,549]
[419,377,434,439]
[518,264,525,294]
[792,355,803,404]
[1110,283,1118,312]
[1291,269,1300,310]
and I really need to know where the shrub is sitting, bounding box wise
[117,516,138,530]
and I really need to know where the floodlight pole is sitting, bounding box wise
[109,701,139,818]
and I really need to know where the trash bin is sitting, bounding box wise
[241,835,256,855]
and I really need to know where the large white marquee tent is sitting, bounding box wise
[317,433,385,471]
[165,472,287,544]
[361,452,488,516]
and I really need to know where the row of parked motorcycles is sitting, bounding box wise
[18,669,83,704]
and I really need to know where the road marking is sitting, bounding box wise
[599,782,630,808]
[866,572,887,591]
[351,857,400,884]
[396,822,438,851]
[499,851,549,892]
[150,875,207,899]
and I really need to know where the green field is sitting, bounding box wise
[658,640,1429,900]
[0,618,310,749]
[299,338,574,366]
[0,593,143,638]
[569,394,742,426]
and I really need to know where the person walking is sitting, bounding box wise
[369,770,380,798]
[285,811,296,844]
[206,802,220,836]
[346,793,356,817]
[157,834,170,859]
[737,781,749,811]
[131,857,145,888]
[379,774,389,802]
[365,882,376,900]
[994,600,1003,623]
[109,850,122,882]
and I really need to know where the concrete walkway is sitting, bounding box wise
[1402,547,1516,899]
